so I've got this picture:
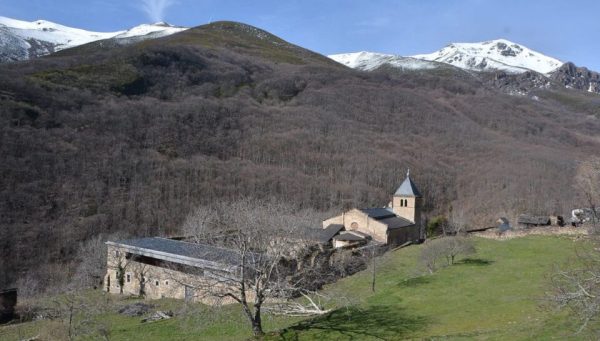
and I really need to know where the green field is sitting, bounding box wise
[1,236,593,340]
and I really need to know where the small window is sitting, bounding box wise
[126,274,131,283]
[400,199,404,207]
[155,280,159,286]
[165,281,169,286]
[115,250,120,257]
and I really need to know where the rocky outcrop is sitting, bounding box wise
[483,70,552,96]
[549,62,600,94]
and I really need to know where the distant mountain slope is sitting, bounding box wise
[0,16,187,62]
[412,39,562,74]
[328,51,440,71]
[328,39,600,95]
[1,20,599,291]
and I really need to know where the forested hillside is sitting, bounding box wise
[1,21,599,288]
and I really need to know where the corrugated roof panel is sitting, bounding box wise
[360,208,396,219]
[112,237,253,267]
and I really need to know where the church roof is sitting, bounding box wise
[359,208,396,219]
[295,224,344,244]
[378,216,415,229]
[394,171,422,197]
[358,208,415,228]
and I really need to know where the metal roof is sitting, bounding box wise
[107,237,258,269]
[377,216,414,229]
[517,214,550,225]
[334,232,368,242]
[360,208,396,219]
[320,224,345,243]
[294,225,344,244]
[394,174,422,197]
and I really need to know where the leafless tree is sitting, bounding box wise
[546,247,600,334]
[174,199,337,336]
[576,158,600,233]
[50,291,109,341]
[442,236,476,265]
[73,235,108,290]
[546,158,600,334]
[420,239,447,274]
[419,236,476,273]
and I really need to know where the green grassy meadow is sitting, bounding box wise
[1,236,594,340]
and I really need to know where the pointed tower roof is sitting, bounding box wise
[394,169,422,197]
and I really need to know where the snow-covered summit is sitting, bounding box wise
[411,39,563,75]
[0,16,188,62]
[329,51,439,71]
[113,22,187,39]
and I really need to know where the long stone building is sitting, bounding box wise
[105,237,258,303]
[322,171,423,247]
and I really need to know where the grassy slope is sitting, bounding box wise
[0,236,592,340]
[272,236,590,340]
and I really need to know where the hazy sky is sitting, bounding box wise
[1,0,599,70]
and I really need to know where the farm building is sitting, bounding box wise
[517,214,551,228]
[105,237,260,304]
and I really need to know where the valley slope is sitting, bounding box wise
[1,21,599,288]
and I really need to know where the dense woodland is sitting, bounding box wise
[1,22,600,288]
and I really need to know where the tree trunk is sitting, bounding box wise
[371,250,376,292]
[252,304,264,336]
[251,319,264,336]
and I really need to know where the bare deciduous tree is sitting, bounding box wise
[73,235,108,290]
[546,158,600,334]
[419,236,476,273]
[175,199,336,336]
[576,158,600,233]
[546,247,600,334]
[442,236,476,265]
[50,291,109,341]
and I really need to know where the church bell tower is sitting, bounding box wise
[391,170,422,229]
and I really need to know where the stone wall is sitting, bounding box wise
[387,225,420,245]
[392,196,422,227]
[104,245,252,305]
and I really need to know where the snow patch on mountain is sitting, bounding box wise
[412,39,563,75]
[112,22,186,39]
[0,16,187,62]
[329,51,438,71]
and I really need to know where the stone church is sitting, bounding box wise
[322,171,423,248]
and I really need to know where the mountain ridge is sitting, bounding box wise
[0,16,187,62]
[328,39,600,95]
[411,38,563,74]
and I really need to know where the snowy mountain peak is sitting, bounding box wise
[0,16,188,63]
[329,51,439,71]
[412,38,563,74]
[114,22,187,39]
